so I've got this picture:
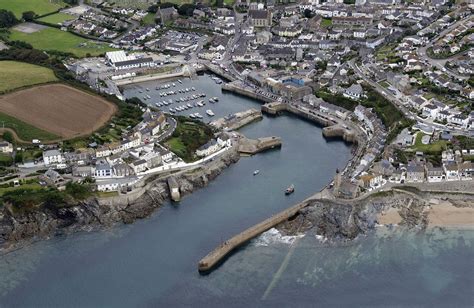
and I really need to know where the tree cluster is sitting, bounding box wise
[0,10,18,28]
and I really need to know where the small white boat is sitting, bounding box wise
[206,109,215,116]
[253,170,260,176]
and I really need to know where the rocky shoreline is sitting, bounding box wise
[277,188,474,240]
[0,146,241,252]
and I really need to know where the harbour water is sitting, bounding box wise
[0,75,472,307]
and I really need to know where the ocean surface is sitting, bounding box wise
[0,75,472,307]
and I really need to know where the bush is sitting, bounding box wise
[0,10,18,28]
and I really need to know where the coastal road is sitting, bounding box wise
[350,61,472,137]
[417,14,473,81]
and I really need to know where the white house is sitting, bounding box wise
[43,149,64,166]
[448,114,468,127]
[95,160,113,178]
[444,163,459,181]
[196,139,220,157]
[158,148,173,162]
[217,134,232,148]
[96,146,111,158]
[343,84,364,100]
[131,159,148,173]
[0,141,13,153]
[426,166,445,182]
[120,136,141,151]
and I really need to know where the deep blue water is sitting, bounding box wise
[0,75,472,307]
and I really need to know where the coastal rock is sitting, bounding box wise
[0,147,240,250]
[277,191,432,240]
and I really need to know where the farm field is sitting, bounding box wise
[37,12,76,25]
[0,61,58,93]
[9,27,116,57]
[0,0,65,18]
[0,84,117,140]
[0,114,58,142]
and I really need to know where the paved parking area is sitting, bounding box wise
[13,22,47,33]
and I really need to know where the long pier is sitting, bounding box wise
[198,199,311,272]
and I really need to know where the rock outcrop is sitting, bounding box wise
[0,148,240,250]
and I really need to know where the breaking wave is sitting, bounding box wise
[252,228,304,247]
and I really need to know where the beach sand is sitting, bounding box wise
[377,207,403,225]
[427,201,474,229]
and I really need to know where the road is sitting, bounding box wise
[417,14,473,81]
[349,60,472,137]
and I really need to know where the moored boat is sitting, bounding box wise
[285,184,295,195]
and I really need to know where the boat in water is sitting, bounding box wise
[206,109,215,116]
[285,184,295,195]
[253,170,260,176]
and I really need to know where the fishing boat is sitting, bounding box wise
[253,170,260,176]
[206,109,215,116]
[285,184,295,195]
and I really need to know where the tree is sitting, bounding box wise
[2,131,14,143]
[178,4,196,16]
[22,11,36,22]
[160,2,177,9]
[0,9,19,28]
[303,9,314,18]
[147,4,159,13]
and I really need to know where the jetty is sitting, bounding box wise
[238,136,282,155]
[198,199,310,272]
[210,108,263,131]
[322,124,357,143]
[167,177,180,202]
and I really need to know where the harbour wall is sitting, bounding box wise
[211,109,263,131]
[238,136,282,155]
[198,198,311,272]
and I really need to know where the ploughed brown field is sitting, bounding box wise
[0,84,117,139]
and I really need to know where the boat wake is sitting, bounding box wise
[252,228,304,247]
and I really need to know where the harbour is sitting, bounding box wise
[0,75,471,307]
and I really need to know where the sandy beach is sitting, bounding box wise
[427,201,474,229]
[377,207,403,225]
[377,200,474,229]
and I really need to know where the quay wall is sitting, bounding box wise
[222,84,273,103]
[114,71,185,86]
[198,199,311,272]
[204,64,236,82]
[238,136,282,155]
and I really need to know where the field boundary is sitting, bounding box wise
[0,83,118,144]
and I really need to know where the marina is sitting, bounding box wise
[1,75,471,307]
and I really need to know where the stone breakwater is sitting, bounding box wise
[0,147,241,251]
[198,186,474,272]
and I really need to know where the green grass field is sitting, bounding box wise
[0,0,65,18]
[412,133,448,154]
[10,27,116,58]
[0,113,59,142]
[141,13,156,25]
[321,18,332,28]
[0,183,43,197]
[37,12,76,25]
[0,61,58,93]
